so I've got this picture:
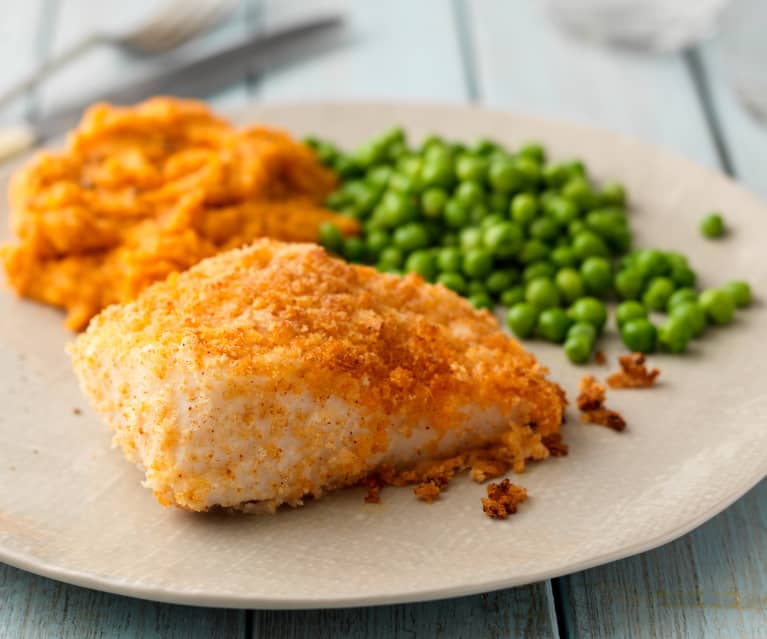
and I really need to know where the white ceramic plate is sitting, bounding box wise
[1,103,766,609]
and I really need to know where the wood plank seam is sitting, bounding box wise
[28,0,60,121]
[450,0,479,102]
[684,48,735,176]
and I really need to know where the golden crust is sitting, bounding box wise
[86,239,565,439]
[72,240,566,511]
[2,97,357,329]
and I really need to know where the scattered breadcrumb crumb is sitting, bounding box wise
[607,353,660,389]
[73,408,82,416]
[542,433,569,457]
[481,479,528,519]
[364,476,382,504]
[577,375,626,432]
[469,457,511,483]
[595,351,606,365]
[413,481,442,503]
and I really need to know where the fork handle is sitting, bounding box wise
[0,33,105,110]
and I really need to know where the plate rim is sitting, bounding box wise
[2,99,766,609]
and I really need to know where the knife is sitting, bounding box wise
[0,13,344,161]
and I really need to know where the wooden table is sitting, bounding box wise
[2,1,766,637]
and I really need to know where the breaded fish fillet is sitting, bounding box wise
[70,240,565,512]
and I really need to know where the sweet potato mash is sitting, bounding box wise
[1,97,357,329]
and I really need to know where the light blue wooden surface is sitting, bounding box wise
[1,1,766,638]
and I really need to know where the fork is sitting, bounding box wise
[0,0,237,110]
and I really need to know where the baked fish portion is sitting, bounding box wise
[70,239,565,512]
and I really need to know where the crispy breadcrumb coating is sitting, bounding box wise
[70,239,565,512]
[607,353,660,389]
[481,479,528,519]
[577,375,626,432]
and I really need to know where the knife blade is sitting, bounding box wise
[0,13,344,160]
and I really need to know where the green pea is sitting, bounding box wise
[365,229,389,258]
[599,181,627,206]
[524,262,556,283]
[555,268,585,304]
[366,165,393,190]
[468,292,494,311]
[389,171,418,194]
[437,272,467,294]
[667,288,697,311]
[421,158,454,189]
[420,134,443,153]
[473,138,498,155]
[567,321,597,343]
[469,202,490,224]
[488,157,523,193]
[518,142,546,163]
[529,217,560,242]
[421,188,448,218]
[567,297,607,332]
[393,223,430,253]
[551,246,577,268]
[483,222,524,258]
[542,163,571,187]
[700,212,725,238]
[615,300,647,328]
[501,286,526,307]
[510,192,539,225]
[568,219,588,237]
[463,248,494,279]
[564,335,593,364]
[723,280,751,308]
[455,180,485,207]
[443,200,470,228]
[487,191,510,213]
[324,190,349,211]
[658,317,692,353]
[506,303,539,338]
[642,276,675,311]
[519,240,550,264]
[635,249,669,279]
[480,213,507,230]
[537,308,571,343]
[404,250,437,281]
[343,236,367,262]
[567,159,587,178]
[486,269,519,294]
[441,232,459,247]
[614,269,643,300]
[585,209,628,240]
[379,191,416,227]
[580,256,613,296]
[671,263,697,288]
[437,247,463,272]
[460,227,484,252]
[455,155,488,182]
[315,141,339,165]
[377,246,404,270]
[318,222,344,253]
[525,277,560,310]
[544,195,578,226]
[670,301,706,338]
[514,156,542,186]
[467,280,488,296]
[572,231,609,260]
[561,176,595,211]
[621,318,657,353]
[699,288,736,325]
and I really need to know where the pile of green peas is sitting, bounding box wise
[306,129,752,363]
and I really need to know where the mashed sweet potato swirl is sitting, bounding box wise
[1,97,357,329]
